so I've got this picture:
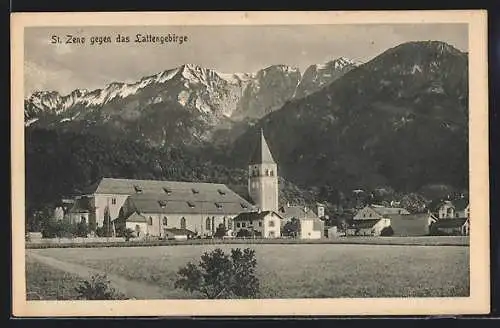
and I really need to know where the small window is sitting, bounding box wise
[191,188,199,194]
[148,217,153,225]
[236,222,241,228]
[134,185,143,193]
[242,222,246,228]
[265,169,269,176]
[158,200,167,208]
[241,202,248,209]
[218,189,226,195]
[215,202,223,209]
[206,218,211,230]
[259,221,262,227]
[187,201,195,208]
[269,220,275,227]
[163,217,168,225]
[163,187,172,195]
[270,170,274,176]
[111,198,116,205]
[180,217,186,229]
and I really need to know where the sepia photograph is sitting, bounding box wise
[11,11,489,316]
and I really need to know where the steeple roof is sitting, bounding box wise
[249,129,276,165]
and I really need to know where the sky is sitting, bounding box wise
[24,24,468,97]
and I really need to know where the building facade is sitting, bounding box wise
[232,211,282,238]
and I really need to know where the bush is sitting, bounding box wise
[380,226,394,236]
[75,273,127,300]
[174,247,259,299]
[214,224,227,239]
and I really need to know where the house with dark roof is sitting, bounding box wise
[430,217,470,236]
[278,203,325,239]
[353,204,410,221]
[434,198,470,219]
[232,210,282,238]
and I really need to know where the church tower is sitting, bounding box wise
[248,129,279,212]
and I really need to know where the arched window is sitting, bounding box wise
[180,217,186,229]
[163,216,168,226]
[265,169,269,176]
[80,216,86,224]
[206,217,211,230]
[270,170,274,176]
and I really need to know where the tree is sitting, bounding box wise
[102,206,113,237]
[282,218,300,237]
[75,220,89,237]
[174,248,260,299]
[75,274,127,300]
[236,229,252,238]
[214,223,227,239]
[380,226,394,236]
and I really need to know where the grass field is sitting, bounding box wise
[27,243,470,299]
[25,255,85,300]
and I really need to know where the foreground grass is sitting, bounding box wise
[25,255,84,300]
[30,244,470,299]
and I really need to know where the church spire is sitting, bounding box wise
[249,128,276,165]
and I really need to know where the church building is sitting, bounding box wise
[66,128,284,239]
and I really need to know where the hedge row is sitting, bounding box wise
[25,236,469,249]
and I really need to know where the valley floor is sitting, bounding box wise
[25,242,470,300]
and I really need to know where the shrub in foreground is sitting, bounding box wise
[174,247,259,299]
[75,273,127,300]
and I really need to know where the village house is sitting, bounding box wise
[353,204,410,221]
[434,198,470,219]
[232,210,282,238]
[278,203,325,239]
[346,217,391,236]
[430,217,470,236]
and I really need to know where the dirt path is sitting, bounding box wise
[27,251,166,299]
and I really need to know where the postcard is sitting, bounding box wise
[11,10,489,317]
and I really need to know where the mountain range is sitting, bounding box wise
[25,57,357,146]
[25,40,469,213]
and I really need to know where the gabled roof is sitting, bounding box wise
[370,205,410,216]
[249,129,276,165]
[127,191,254,215]
[233,210,284,221]
[278,205,319,220]
[83,177,249,197]
[432,218,469,229]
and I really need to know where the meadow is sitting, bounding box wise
[26,242,470,299]
[25,255,84,300]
